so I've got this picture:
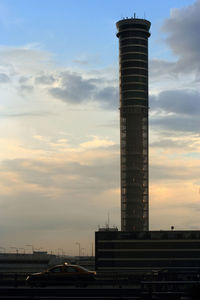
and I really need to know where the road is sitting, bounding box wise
[0,287,142,299]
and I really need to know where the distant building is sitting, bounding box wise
[0,252,95,273]
[96,230,200,273]
[98,226,118,232]
[116,18,151,231]
[0,252,58,273]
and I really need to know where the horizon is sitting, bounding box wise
[0,0,199,255]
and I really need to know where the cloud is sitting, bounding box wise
[20,84,34,93]
[19,76,30,84]
[49,71,118,109]
[35,74,56,85]
[1,151,119,192]
[150,180,200,230]
[151,89,200,115]
[0,46,52,74]
[0,140,120,251]
[96,86,118,109]
[0,1,199,247]
[150,160,200,182]
[150,89,200,132]
[0,135,119,198]
[149,0,200,84]
[80,136,115,149]
[150,115,200,133]
[72,59,89,65]
[0,73,10,83]
[0,45,118,111]
[150,135,200,152]
[0,111,53,118]
[49,72,96,104]
[162,0,200,76]
[149,59,176,80]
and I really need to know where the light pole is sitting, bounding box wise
[91,243,94,257]
[81,248,85,256]
[76,242,81,258]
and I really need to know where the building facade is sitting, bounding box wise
[96,230,200,273]
[0,252,57,273]
[116,18,151,231]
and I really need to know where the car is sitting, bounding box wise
[26,263,96,287]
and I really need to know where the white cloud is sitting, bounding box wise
[0,139,120,253]
[80,136,115,149]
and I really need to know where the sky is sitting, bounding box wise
[0,0,199,256]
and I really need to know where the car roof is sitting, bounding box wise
[49,264,63,268]
[63,263,79,267]
[49,263,81,269]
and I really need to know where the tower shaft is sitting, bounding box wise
[116,18,151,231]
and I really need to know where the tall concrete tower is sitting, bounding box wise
[116,18,151,231]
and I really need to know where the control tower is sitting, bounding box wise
[116,18,151,231]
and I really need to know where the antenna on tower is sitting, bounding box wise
[134,12,136,18]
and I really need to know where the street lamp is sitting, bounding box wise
[76,242,81,258]
[91,243,94,257]
[81,248,85,256]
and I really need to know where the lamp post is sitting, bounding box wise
[81,248,85,257]
[76,242,81,258]
[91,243,94,257]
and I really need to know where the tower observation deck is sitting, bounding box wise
[116,18,151,231]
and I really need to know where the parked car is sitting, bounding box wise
[26,263,96,287]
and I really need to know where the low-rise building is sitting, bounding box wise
[95,230,200,274]
[0,251,58,274]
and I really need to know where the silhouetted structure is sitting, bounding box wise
[0,252,57,273]
[96,230,200,273]
[116,18,151,231]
